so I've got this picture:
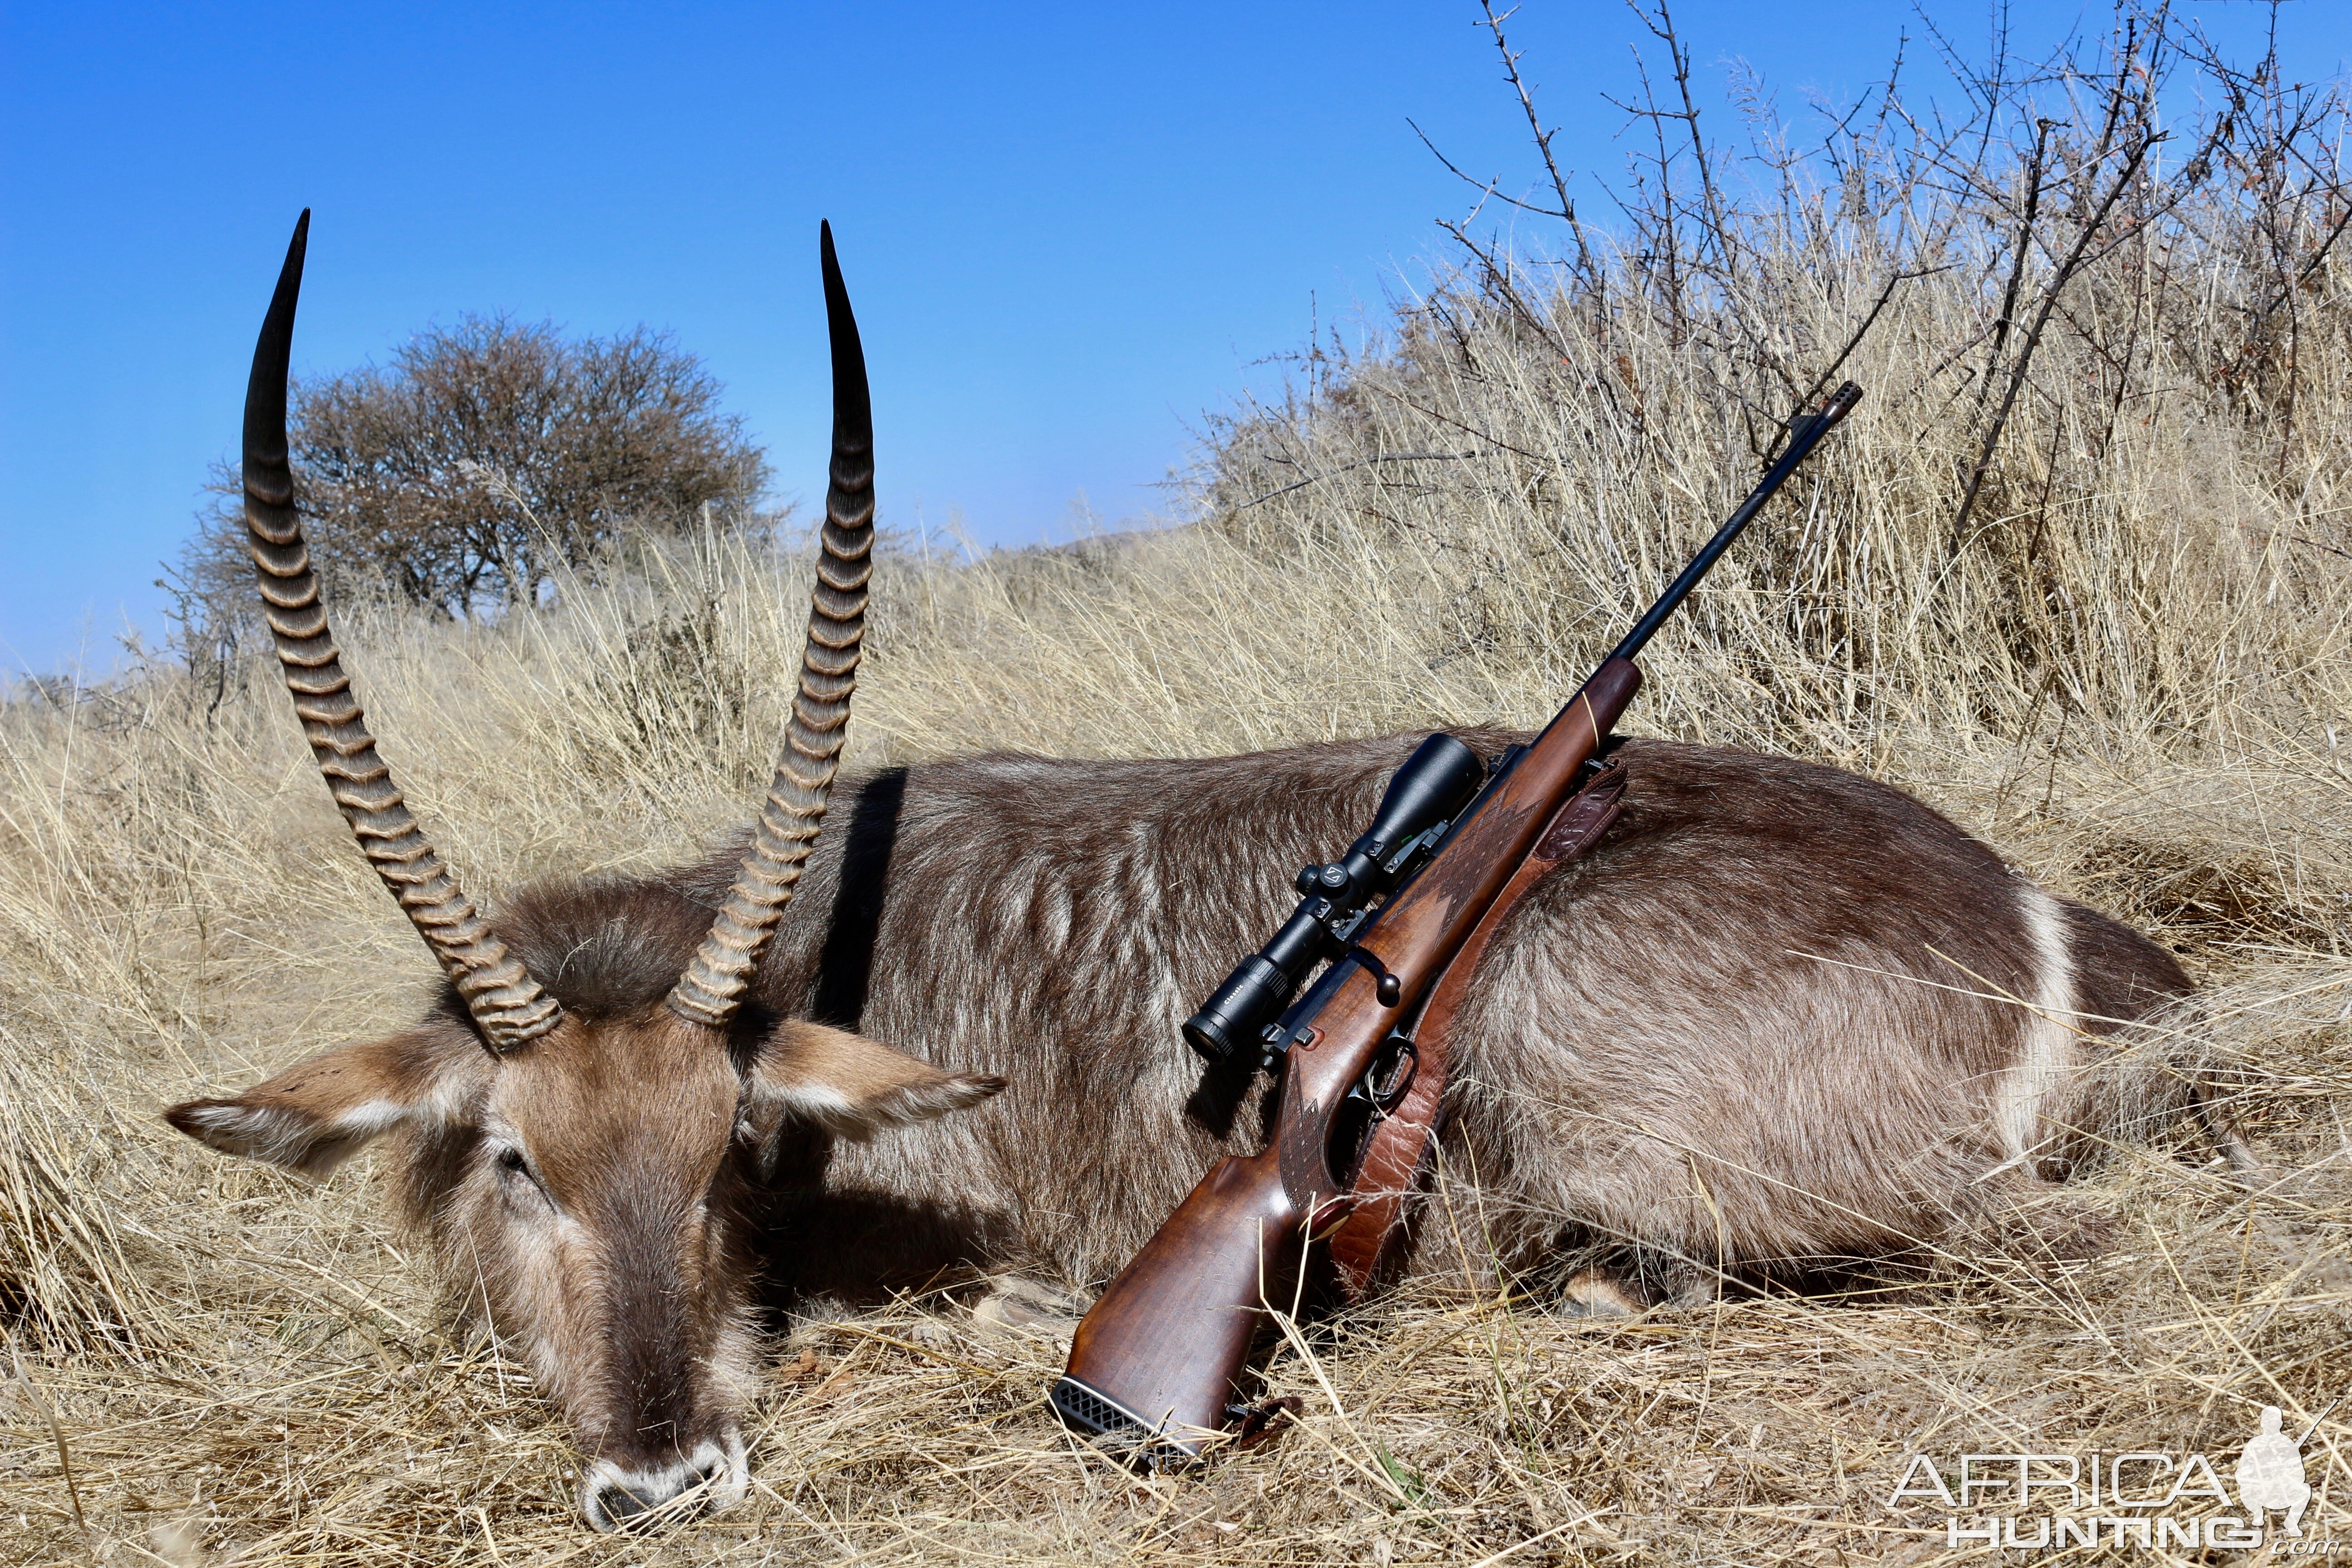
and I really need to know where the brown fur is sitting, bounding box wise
[656,733,2203,1294]
[169,730,2214,1517]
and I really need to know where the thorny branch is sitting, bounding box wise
[1478,1,1605,301]
[1408,1,2343,492]
[1953,134,2159,548]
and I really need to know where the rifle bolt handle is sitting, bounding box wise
[1376,973,1402,1007]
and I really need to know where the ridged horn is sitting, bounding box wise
[667,221,874,1030]
[243,211,562,1054]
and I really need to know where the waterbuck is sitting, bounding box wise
[168,215,2238,1530]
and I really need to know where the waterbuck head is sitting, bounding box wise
[166,214,1005,1529]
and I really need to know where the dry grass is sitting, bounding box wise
[9,12,2352,1563]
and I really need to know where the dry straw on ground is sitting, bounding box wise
[7,7,2352,1563]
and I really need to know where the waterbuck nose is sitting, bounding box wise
[579,1437,740,1531]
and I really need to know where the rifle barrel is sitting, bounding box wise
[1607,382,1862,666]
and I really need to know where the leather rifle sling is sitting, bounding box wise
[1326,758,1629,1298]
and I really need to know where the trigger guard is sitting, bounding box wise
[1367,1037,1419,1111]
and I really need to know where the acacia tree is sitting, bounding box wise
[175,314,770,639]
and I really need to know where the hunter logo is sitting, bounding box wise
[2240,1406,2315,1538]
[1887,1406,2333,1551]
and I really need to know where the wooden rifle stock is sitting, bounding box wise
[1053,1149,1296,1462]
[1054,383,1864,1460]
[1055,663,1638,1457]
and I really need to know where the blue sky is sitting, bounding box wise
[5,1,2348,675]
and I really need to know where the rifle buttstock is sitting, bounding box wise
[1053,1148,1300,1465]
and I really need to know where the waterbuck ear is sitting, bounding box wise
[165,1028,476,1179]
[745,1021,1006,1143]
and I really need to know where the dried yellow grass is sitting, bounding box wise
[3,476,2347,1564]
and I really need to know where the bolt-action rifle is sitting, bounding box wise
[1051,382,1865,1464]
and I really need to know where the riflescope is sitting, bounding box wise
[1183,732,1487,1065]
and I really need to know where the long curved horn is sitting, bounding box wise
[667,222,874,1030]
[244,211,562,1053]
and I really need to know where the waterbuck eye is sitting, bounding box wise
[489,1144,556,1210]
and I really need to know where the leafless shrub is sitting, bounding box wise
[1213,1,2352,760]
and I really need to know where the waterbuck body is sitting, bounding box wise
[176,729,2212,1523]
[501,728,2200,1304]
[167,213,2225,1530]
